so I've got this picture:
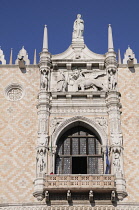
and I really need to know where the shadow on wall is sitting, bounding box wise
[20,68,26,74]
[129,67,135,73]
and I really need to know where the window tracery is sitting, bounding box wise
[55,126,103,174]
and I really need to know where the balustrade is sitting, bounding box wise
[44,174,116,192]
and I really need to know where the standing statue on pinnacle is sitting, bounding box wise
[73,14,84,39]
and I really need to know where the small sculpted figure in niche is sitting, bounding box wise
[111,191,116,202]
[73,14,84,39]
[89,190,94,201]
[37,149,46,173]
[57,70,67,92]
[113,152,121,173]
[67,190,71,202]
[41,69,48,90]
[108,69,117,90]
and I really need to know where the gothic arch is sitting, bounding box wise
[51,116,107,147]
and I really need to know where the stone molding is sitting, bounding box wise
[51,115,108,147]
[1,204,139,210]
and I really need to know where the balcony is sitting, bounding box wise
[44,174,116,193]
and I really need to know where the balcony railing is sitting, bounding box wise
[44,174,116,192]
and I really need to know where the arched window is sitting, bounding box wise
[55,126,103,174]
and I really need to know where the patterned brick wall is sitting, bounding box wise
[0,64,139,205]
[0,66,40,204]
[118,66,139,202]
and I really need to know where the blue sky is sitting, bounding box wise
[0,0,139,63]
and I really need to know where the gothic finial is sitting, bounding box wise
[43,25,48,52]
[15,47,30,65]
[0,47,6,64]
[9,48,13,64]
[33,49,37,65]
[108,24,114,52]
[118,49,122,64]
[123,46,137,64]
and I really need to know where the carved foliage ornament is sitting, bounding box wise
[95,117,108,134]
[50,117,64,135]
[105,57,117,67]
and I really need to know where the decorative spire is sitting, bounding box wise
[33,49,37,64]
[118,49,122,64]
[9,48,13,64]
[108,24,114,52]
[43,25,48,52]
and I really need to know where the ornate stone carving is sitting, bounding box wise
[50,117,63,135]
[15,46,30,65]
[45,190,49,202]
[52,116,107,147]
[52,107,107,114]
[68,69,106,91]
[111,134,122,147]
[95,117,108,133]
[67,190,71,202]
[89,190,94,202]
[111,191,116,202]
[108,68,117,90]
[38,118,47,134]
[36,147,46,173]
[113,151,121,174]
[5,84,24,101]
[73,14,84,39]
[37,133,48,147]
[105,56,117,67]
[57,70,68,92]
[41,69,49,91]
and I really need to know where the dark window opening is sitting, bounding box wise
[55,126,103,174]
[72,157,87,174]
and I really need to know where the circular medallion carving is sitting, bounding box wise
[5,84,24,101]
